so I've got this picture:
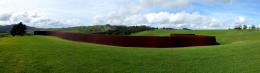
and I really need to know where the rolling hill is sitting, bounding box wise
[0,24,155,35]
[0,25,40,33]
[0,30,260,73]
[44,25,155,35]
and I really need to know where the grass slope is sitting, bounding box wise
[0,30,260,73]
[133,30,260,44]
[0,33,9,38]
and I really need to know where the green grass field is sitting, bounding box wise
[0,33,9,38]
[1,30,260,73]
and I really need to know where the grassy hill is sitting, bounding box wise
[1,30,260,73]
[0,24,154,35]
[42,25,113,33]
[133,30,260,44]
[0,33,9,38]
[43,25,155,35]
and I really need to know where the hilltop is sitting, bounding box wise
[0,24,155,35]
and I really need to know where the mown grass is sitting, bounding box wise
[133,29,260,44]
[0,33,9,38]
[0,30,260,73]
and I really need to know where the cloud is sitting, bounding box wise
[203,0,233,4]
[145,12,215,25]
[11,12,36,23]
[143,12,226,29]
[235,16,246,24]
[32,18,81,28]
[138,0,233,9]
[92,0,240,29]
[94,11,228,29]
[0,13,12,21]
[0,12,82,28]
[140,0,191,8]
[138,0,233,10]
[0,0,245,29]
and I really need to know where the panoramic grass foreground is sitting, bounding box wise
[1,0,260,73]
[1,30,260,73]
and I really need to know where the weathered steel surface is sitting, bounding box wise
[34,31,218,48]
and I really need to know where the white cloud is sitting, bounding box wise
[92,0,240,29]
[94,11,229,29]
[235,16,246,24]
[203,0,233,4]
[138,0,233,10]
[124,15,148,25]
[0,13,12,21]
[140,0,191,8]
[0,0,243,29]
[31,18,81,28]
[0,12,82,28]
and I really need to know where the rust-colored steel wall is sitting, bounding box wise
[34,31,218,48]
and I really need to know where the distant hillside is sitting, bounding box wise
[44,25,157,35]
[94,25,156,35]
[0,25,13,33]
[43,25,113,33]
[0,24,171,35]
[0,25,41,33]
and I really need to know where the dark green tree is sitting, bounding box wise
[243,25,247,30]
[234,25,242,30]
[10,22,27,36]
[251,25,256,30]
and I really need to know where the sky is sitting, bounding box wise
[0,0,259,29]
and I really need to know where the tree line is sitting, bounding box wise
[12,22,260,37]
[234,25,259,30]
[94,25,157,35]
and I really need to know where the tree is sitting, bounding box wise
[251,25,256,30]
[234,25,242,30]
[183,28,191,30]
[243,25,247,30]
[10,22,27,36]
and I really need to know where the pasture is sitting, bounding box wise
[0,30,260,73]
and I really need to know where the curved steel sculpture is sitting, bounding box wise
[34,31,218,48]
